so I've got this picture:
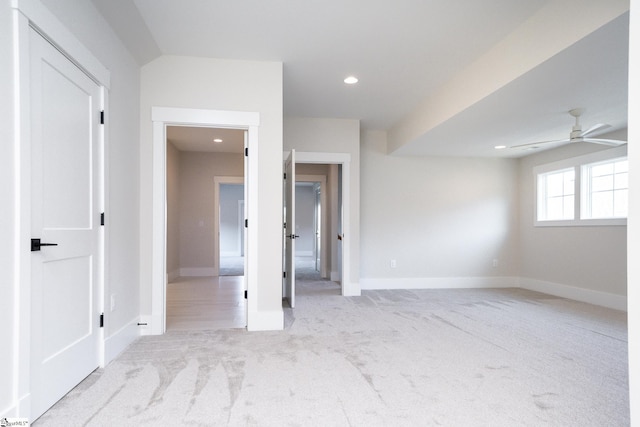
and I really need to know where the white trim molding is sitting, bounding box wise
[361,276,518,290]
[360,276,627,312]
[151,107,260,334]
[103,317,141,366]
[519,277,627,311]
[247,310,284,332]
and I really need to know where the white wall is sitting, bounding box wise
[220,183,245,256]
[518,143,627,302]
[166,142,180,279]
[178,152,243,272]
[2,0,141,418]
[140,56,283,326]
[283,117,360,288]
[360,130,520,288]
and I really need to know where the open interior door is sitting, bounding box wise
[284,150,296,308]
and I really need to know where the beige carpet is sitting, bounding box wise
[35,282,628,426]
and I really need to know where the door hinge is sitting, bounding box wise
[244,290,247,299]
[100,212,105,226]
[245,219,248,228]
[283,172,287,180]
[100,110,104,125]
[100,313,104,328]
[245,147,248,157]
[283,271,287,279]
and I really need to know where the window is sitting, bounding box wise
[534,146,627,226]
[581,158,628,219]
[537,168,575,221]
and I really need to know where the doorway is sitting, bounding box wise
[152,107,259,334]
[165,126,246,330]
[219,182,245,276]
[283,151,355,308]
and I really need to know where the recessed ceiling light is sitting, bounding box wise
[213,138,223,143]
[344,76,358,85]
[494,145,507,150]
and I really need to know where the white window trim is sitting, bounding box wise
[534,145,628,227]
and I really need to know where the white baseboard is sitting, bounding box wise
[167,269,180,282]
[330,271,340,282]
[220,251,241,257]
[295,250,313,257]
[180,268,216,277]
[1,392,30,419]
[247,309,283,331]
[519,277,627,311]
[103,316,141,366]
[138,314,157,335]
[360,276,518,290]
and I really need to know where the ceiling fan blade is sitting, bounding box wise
[583,138,626,146]
[581,123,611,137]
[510,139,567,149]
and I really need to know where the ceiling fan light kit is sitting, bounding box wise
[510,108,626,150]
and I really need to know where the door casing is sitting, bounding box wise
[151,107,259,334]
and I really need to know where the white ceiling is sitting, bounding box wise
[92,0,629,158]
[167,126,245,153]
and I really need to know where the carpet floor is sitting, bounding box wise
[35,282,628,426]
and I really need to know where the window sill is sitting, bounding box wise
[535,218,627,227]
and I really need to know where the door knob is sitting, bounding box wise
[31,238,58,252]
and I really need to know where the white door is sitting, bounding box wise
[30,29,102,419]
[284,150,296,308]
[243,130,249,325]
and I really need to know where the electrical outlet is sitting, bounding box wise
[492,259,499,268]
[110,294,116,312]
[390,259,397,268]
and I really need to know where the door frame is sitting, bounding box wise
[290,151,354,296]
[151,107,259,334]
[214,176,245,275]
[13,0,110,418]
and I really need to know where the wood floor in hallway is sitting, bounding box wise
[166,276,246,331]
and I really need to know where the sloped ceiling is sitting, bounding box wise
[92,0,629,157]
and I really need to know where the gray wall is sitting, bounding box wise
[295,184,316,256]
[518,143,627,296]
[360,130,520,282]
[179,152,243,270]
[220,184,245,256]
[166,142,180,278]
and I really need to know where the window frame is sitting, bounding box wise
[533,145,627,227]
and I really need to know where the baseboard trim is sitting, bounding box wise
[103,316,141,366]
[330,271,340,282]
[360,276,518,290]
[180,268,216,277]
[1,392,29,419]
[519,277,627,311]
[167,269,180,282]
[247,309,283,331]
[295,250,313,257]
[220,251,241,257]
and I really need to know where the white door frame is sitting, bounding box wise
[214,176,245,274]
[13,0,110,418]
[151,107,259,334]
[292,152,354,296]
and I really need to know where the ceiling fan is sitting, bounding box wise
[511,108,626,150]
